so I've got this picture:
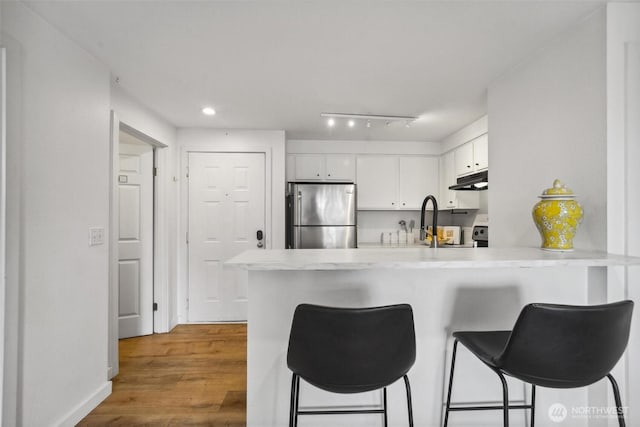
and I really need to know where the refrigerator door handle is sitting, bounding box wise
[297,191,302,248]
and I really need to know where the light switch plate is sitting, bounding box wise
[89,227,105,246]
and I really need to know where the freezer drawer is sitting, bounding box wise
[292,226,356,249]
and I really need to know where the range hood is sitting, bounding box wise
[449,170,488,191]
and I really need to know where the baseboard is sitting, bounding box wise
[170,315,179,331]
[55,381,112,427]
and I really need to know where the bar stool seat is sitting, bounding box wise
[452,331,510,367]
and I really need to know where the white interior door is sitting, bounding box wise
[118,138,154,338]
[188,152,265,322]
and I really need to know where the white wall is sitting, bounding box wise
[439,115,488,154]
[2,2,111,425]
[488,8,606,250]
[177,129,286,323]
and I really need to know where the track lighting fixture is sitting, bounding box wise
[320,112,417,129]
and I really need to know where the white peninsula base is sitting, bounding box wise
[227,248,640,427]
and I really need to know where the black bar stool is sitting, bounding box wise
[443,300,634,427]
[287,303,416,427]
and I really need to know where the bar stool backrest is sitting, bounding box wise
[497,300,634,388]
[287,303,416,394]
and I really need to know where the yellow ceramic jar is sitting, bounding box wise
[532,179,583,251]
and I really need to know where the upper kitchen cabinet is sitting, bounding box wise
[356,155,438,210]
[325,155,356,181]
[454,133,489,177]
[292,154,355,182]
[440,151,480,209]
[399,156,439,209]
[357,156,399,209]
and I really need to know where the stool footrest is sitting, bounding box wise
[298,408,385,415]
[448,404,533,411]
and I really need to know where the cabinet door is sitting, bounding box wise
[440,151,457,209]
[454,142,474,177]
[356,156,399,209]
[399,156,439,209]
[325,154,355,181]
[294,155,324,180]
[473,134,488,171]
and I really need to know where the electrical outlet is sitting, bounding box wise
[89,227,105,246]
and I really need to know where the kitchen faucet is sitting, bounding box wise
[420,195,439,248]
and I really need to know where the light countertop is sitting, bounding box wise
[358,242,475,249]
[225,247,640,271]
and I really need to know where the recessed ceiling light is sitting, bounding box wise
[327,118,335,127]
[202,107,216,116]
[348,120,355,128]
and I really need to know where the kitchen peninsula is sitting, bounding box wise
[227,248,640,427]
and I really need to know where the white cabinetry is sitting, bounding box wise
[325,155,356,181]
[440,151,480,209]
[399,156,439,209]
[357,155,438,210]
[357,156,399,209]
[291,154,355,182]
[294,155,324,180]
[473,134,489,171]
[454,133,488,177]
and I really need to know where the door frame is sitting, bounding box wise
[108,111,167,378]
[179,143,274,323]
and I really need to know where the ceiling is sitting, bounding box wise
[25,0,605,142]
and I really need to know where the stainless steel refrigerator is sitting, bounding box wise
[286,182,357,249]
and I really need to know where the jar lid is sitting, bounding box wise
[540,179,576,198]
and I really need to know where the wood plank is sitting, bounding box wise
[78,324,246,426]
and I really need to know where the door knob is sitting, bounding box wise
[257,230,263,240]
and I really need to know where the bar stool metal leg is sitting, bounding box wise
[289,373,297,427]
[492,368,510,427]
[292,374,301,427]
[443,339,459,427]
[383,387,388,427]
[530,384,536,427]
[607,374,626,427]
[403,375,414,427]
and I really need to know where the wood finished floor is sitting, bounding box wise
[78,324,247,426]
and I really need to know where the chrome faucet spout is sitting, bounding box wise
[419,195,439,248]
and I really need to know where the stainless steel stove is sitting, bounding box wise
[472,225,488,247]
